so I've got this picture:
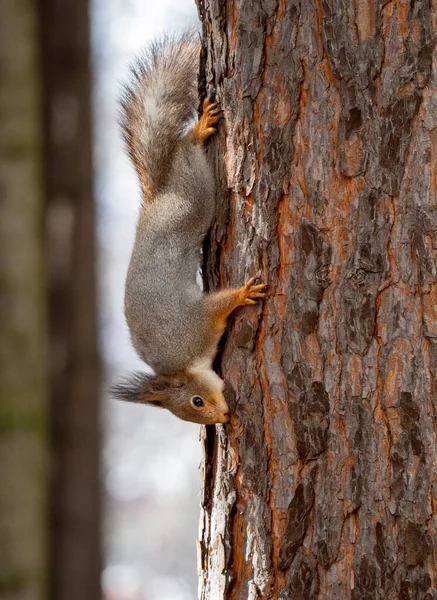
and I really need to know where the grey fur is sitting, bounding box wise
[122,35,218,374]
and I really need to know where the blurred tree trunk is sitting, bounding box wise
[0,2,48,600]
[198,1,437,599]
[39,1,102,599]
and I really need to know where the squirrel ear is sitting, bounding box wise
[111,371,187,407]
[111,372,166,406]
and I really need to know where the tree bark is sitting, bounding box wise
[39,1,102,598]
[198,1,437,599]
[0,2,48,599]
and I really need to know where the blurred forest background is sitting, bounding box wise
[0,1,201,600]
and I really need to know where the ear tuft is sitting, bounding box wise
[111,371,189,407]
[111,372,153,404]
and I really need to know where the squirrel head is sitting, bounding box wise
[111,369,230,425]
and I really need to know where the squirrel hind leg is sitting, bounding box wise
[190,99,222,144]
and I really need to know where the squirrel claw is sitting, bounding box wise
[240,278,267,307]
[203,99,220,111]
[192,98,222,144]
[203,100,222,128]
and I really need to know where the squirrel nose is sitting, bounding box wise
[222,412,230,424]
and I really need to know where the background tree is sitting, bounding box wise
[197,1,437,599]
[39,0,102,598]
[0,2,48,599]
[1,1,101,599]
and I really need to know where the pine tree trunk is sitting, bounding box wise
[39,1,102,598]
[198,1,437,598]
[0,2,48,599]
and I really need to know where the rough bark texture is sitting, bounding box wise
[39,1,102,598]
[0,2,48,599]
[197,1,437,598]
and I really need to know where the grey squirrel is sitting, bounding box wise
[112,33,266,424]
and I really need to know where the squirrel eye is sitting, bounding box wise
[191,396,204,408]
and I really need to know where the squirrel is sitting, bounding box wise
[111,33,266,425]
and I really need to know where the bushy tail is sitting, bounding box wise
[121,32,200,202]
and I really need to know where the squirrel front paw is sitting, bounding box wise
[205,278,267,331]
[237,278,267,306]
[192,99,222,144]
